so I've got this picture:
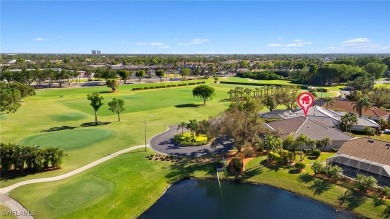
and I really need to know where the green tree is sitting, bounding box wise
[352,96,372,117]
[322,97,335,109]
[363,62,388,79]
[106,79,119,92]
[316,137,331,151]
[118,70,130,84]
[0,82,35,114]
[155,69,165,81]
[192,85,215,105]
[87,93,104,125]
[135,70,145,82]
[179,68,191,79]
[311,161,325,175]
[186,119,198,142]
[326,165,343,182]
[177,122,187,135]
[108,98,125,121]
[340,113,358,132]
[355,174,378,192]
[295,134,309,161]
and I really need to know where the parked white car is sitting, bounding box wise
[383,129,390,134]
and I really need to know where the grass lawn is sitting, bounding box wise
[239,154,390,219]
[219,77,296,85]
[9,149,389,219]
[0,204,17,219]
[0,81,232,187]
[9,149,214,219]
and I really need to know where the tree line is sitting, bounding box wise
[0,143,66,172]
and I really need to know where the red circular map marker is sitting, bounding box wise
[297,92,315,116]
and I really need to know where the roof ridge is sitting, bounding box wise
[346,137,390,144]
[296,117,308,133]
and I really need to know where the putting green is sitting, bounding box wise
[49,112,88,122]
[44,175,115,217]
[20,129,112,150]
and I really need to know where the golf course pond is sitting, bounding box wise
[139,179,358,219]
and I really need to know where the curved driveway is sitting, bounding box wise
[150,125,232,157]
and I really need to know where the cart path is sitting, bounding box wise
[0,194,34,219]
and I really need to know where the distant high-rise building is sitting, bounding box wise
[92,50,97,55]
[97,50,101,55]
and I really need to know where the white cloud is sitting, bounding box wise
[33,37,46,41]
[327,38,390,53]
[285,43,304,47]
[267,43,282,47]
[342,38,370,44]
[190,38,209,45]
[135,42,148,46]
[160,45,170,49]
[177,42,186,46]
[276,37,283,40]
[267,40,312,48]
[149,42,164,46]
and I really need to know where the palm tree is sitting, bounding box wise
[244,88,252,97]
[322,97,335,109]
[295,134,309,161]
[227,89,234,101]
[340,113,358,132]
[177,122,187,135]
[186,119,198,142]
[352,96,372,118]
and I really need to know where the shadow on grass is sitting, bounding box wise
[164,159,215,184]
[309,179,333,195]
[98,91,112,94]
[238,165,264,181]
[174,103,201,108]
[373,195,386,207]
[219,98,230,102]
[81,122,111,127]
[338,190,366,211]
[42,126,77,132]
[260,160,280,172]
[382,205,390,218]
[298,173,315,183]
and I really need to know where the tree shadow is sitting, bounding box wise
[288,169,301,174]
[382,205,390,218]
[80,121,111,127]
[260,160,280,172]
[0,170,36,180]
[338,190,366,211]
[42,126,77,132]
[164,159,216,184]
[309,179,333,195]
[373,195,386,207]
[174,103,201,108]
[238,165,264,181]
[219,98,230,102]
[98,91,112,93]
[298,173,315,183]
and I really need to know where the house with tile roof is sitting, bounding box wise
[326,137,390,186]
[321,99,390,122]
[281,106,380,132]
[266,116,353,151]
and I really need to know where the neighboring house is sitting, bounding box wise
[281,106,380,132]
[266,116,353,151]
[260,110,292,119]
[321,99,390,122]
[326,138,390,186]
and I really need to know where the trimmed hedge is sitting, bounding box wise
[132,81,206,91]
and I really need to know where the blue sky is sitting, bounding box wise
[1,1,389,54]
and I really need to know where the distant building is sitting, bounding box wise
[97,50,101,55]
[92,50,97,55]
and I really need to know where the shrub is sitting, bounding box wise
[243,148,254,158]
[232,155,243,172]
[311,149,321,159]
[326,165,343,181]
[295,162,306,171]
[331,147,338,152]
[268,151,281,162]
[311,161,325,174]
[364,127,375,136]
[382,186,390,197]
[356,174,378,192]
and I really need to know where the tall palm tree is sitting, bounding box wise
[295,134,309,161]
[227,89,234,101]
[177,122,187,135]
[322,97,335,109]
[352,96,372,117]
[244,88,252,97]
[340,113,358,132]
[186,119,198,142]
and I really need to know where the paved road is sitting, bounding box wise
[150,125,232,157]
[0,194,34,219]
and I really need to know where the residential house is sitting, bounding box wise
[266,116,353,151]
[326,137,390,186]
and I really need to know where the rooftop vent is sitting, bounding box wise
[367,140,374,143]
